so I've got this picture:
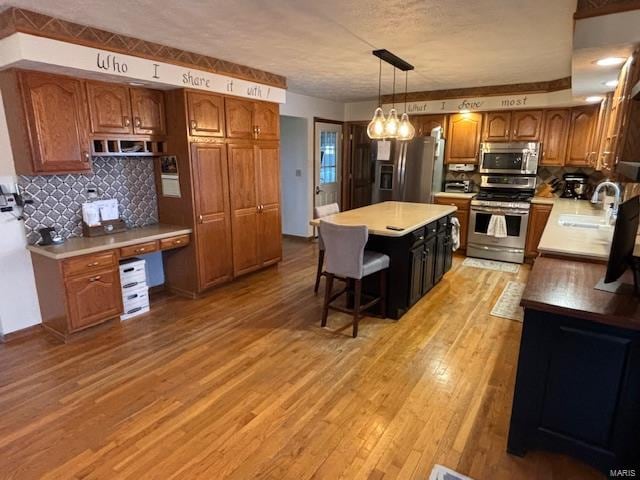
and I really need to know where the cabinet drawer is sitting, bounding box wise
[425,221,438,238]
[120,241,158,258]
[160,234,190,251]
[434,197,471,212]
[410,227,426,247]
[63,251,117,277]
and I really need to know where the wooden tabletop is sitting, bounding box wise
[521,257,640,330]
[309,201,457,237]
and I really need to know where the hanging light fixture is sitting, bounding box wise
[367,58,386,139]
[397,71,415,141]
[384,67,400,138]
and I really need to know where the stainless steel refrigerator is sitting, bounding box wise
[371,134,445,204]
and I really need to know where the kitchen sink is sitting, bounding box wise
[557,214,610,229]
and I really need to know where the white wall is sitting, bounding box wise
[280,116,309,236]
[0,93,42,335]
[344,99,377,122]
[280,91,344,237]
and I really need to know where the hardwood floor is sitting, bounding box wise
[0,239,603,479]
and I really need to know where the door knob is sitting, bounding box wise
[315,186,323,194]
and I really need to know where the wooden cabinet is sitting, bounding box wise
[1,70,91,174]
[540,110,570,166]
[434,196,470,250]
[414,114,447,137]
[225,97,280,140]
[525,203,552,258]
[65,269,122,331]
[86,81,133,134]
[191,143,233,288]
[130,88,166,135]
[566,106,598,166]
[483,110,542,142]
[256,143,282,266]
[120,241,158,258]
[445,112,482,164]
[187,91,225,137]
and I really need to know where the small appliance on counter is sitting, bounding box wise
[560,173,591,200]
[37,227,63,246]
[444,180,474,193]
[448,164,475,172]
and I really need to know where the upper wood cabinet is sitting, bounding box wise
[414,114,447,137]
[483,110,542,142]
[130,88,166,135]
[540,109,570,166]
[86,82,133,134]
[566,106,598,167]
[225,97,280,140]
[187,91,225,137]
[191,143,233,289]
[445,112,482,164]
[1,70,91,175]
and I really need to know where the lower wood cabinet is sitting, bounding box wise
[525,203,553,258]
[434,196,470,250]
[65,268,123,331]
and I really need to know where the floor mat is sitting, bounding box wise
[462,257,520,273]
[490,281,526,322]
[429,464,475,480]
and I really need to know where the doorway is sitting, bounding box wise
[314,121,342,209]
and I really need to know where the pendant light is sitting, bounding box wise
[367,59,387,139]
[397,71,415,141]
[384,67,400,138]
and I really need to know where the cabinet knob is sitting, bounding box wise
[174,239,182,244]
[83,151,90,160]
[198,214,203,223]
[87,261,99,267]
[89,275,101,282]
[134,117,141,127]
[124,116,131,126]
[190,120,197,130]
[135,247,146,253]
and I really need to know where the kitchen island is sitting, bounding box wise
[311,201,457,318]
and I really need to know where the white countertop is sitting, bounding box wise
[28,224,193,260]
[310,201,457,237]
[433,192,477,199]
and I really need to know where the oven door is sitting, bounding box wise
[468,205,529,250]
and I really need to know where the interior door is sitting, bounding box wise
[349,124,374,209]
[256,143,282,266]
[314,122,342,209]
[130,88,166,135]
[187,91,225,137]
[191,143,233,289]
[86,81,133,134]
[227,143,260,276]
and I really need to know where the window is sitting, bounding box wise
[319,131,337,185]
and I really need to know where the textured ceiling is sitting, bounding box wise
[0,0,577,101]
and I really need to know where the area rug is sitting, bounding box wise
[490,281,526,322]
[462,257,520,273]
[429,464,475,480]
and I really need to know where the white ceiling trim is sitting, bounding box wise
[0,33,287,103]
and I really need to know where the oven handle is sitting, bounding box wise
[471,206,530,215]
[470,244,524,254]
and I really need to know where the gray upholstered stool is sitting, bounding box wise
[313,203,340,294]
[318,220,390,338]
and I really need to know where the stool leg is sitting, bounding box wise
[352,279,362,338]
[321,273,334,328]
[379,269,387,318]
[314,249,325,294]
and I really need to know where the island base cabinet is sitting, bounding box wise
[508,308,640,474]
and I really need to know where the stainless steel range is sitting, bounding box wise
[466,174,537,264]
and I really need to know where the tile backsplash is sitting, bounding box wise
[20,157,158,245]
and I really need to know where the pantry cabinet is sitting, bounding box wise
[566,106,598,167]
[0,69,92,174]
[187,91,225,137]
[540,109,570,166]
[445,112,483,164]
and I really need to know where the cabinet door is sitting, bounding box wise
[65,269,122,331]
[525,204,552,257]
[422,237,436,295]
[130,88,166,135]
[256,143,282,266]
[186,91,225,137]
[20,71,91,173]
[86,81,133,134]
[228,143,260,275]
[512,110,543,141]
[455,209,469,250]
[445,112,482,164]
[225,98,255,139]
[566,106,597,166]
[409,245,424,306]
[434,232,446,283]
[541,109,570,166]
[254,102,280,140]
[483,112,511,141]
[415,114,447,136]
[191,143,233,289]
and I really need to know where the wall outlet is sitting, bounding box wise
[86,186,99,199]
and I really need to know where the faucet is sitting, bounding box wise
[591,181,621,221]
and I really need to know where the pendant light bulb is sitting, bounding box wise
[397,112,415,141]
[385,108,399,138]
[367,107,387,139]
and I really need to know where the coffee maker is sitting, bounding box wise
[560,173,590,200]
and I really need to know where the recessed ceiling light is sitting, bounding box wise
[604,79,619,88]
[595,57,626,66]
[585,96,604,103]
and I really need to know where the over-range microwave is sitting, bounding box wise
[479,142,540,175]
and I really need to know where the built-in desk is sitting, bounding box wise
[311,202,457,318]
[28,224,192,341]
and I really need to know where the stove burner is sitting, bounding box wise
[475,189,534,202]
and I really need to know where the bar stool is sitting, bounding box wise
[318,220,389,338]
[313,203,340,294]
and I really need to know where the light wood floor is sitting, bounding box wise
[0,239,604,479]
